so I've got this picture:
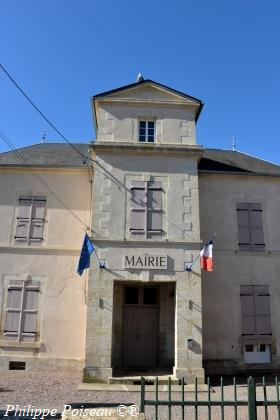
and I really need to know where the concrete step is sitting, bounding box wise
[108,375,180,385]
[78,383,209,392]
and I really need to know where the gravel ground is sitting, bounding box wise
[1,371,280,419]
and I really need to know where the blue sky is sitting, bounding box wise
[1,0,280,163]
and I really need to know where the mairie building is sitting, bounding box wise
[0,78,280,382]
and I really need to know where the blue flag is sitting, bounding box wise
[77,233,95,276]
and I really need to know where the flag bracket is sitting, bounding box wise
[99,262,106,269]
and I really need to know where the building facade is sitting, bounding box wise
[1,79,280,381]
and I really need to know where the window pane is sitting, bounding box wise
[148,122,154,129]
[143,287,157,305]
[139,121,146,128]
[148,136,154,142]
[245,345,254,352]
[139,135,146,142]
[125,287,138,304]
[139,128,146,136]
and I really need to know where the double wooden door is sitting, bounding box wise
[123,286,159,367]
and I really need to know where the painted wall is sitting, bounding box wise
[199,172,280,374]
[0,168,91,370]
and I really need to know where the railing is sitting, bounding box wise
[140,376,280,420]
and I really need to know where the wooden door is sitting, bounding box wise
[123,286,159,367]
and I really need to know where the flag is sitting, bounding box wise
[77,233,94,276]
[200,240,213,271]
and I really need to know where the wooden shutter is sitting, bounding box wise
[250,204,265,251]
[30,199,46,241]
[237,203,265,251]
[15,198,32,240]
[130,182,146,233]
[237,203,251,250]
[147,182,162,232]
[240,285,256,344]
[4,285,23,340]
[240,285,271,345]
[255,286,272,343]
[21,285,39,341]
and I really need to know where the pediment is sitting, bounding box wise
[96,81,201,106]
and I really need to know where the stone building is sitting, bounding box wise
[0,78,280,382]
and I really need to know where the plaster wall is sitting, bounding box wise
[199,173,280,374]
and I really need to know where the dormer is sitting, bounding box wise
[92,79,203,145]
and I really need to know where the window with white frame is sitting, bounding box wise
[130,181,163,235]
[4,280,40,342]
[15,197,46,244]
[139,120,155,143]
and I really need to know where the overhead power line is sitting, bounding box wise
[0,63,88,162]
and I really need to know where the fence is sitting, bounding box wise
[140,376,280,420]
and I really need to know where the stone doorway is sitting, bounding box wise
[112,282,175,375]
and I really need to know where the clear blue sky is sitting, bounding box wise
[1,0,280,163]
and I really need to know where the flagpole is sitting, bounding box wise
[93,248,106,269]
[185,232,217,272]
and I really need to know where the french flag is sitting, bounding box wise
[200,240,213,271]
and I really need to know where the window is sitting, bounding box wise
[4,281,40,342]
[15,197,46,244]
[130,181,162,235]
[139,121,155,143]
[237,203,265,251]
[244,344,271,363]
[240,285,272,345]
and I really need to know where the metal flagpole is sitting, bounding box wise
[185,232,217,272]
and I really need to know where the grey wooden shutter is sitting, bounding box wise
[15,198,32,240]
[240,285,257,344]
[21,285,39,341]
[237,203,251,250]
[4,285,23,340]
[240,285,272,345]
[255,285,272,343]
[250,204,265,251]
[130,182,146,233]
[147,182,162,232]
[30,199,46,241]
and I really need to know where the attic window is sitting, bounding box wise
[139,121,155,143]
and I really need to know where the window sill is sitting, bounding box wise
[0,340,42,349]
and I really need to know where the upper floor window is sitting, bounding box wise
[4,280,40,342]
[130,181,162,235]
[237,203,265,251]
[15,197,46,244]
[139,121,155,143]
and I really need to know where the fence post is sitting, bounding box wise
[140,376,145,414]
[248,376,257,420]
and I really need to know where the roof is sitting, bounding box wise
[199,149,280,176]
[92,79,204,123]
[1,143,280,176]
[0,143,90,168]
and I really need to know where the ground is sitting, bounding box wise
[0,371,280,419]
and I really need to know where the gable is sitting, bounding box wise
[104,84,198,105]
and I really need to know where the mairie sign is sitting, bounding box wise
[124,254,168,270]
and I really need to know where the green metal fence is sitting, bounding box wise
[140,376,280,420]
